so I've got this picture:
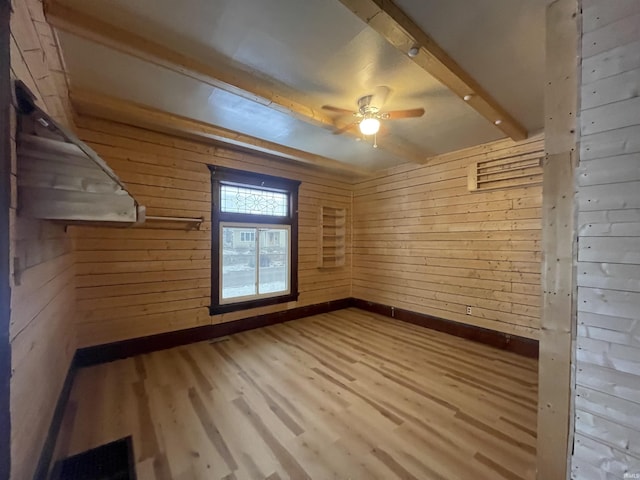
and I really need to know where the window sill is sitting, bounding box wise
[209,292,300,315]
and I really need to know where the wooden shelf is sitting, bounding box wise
[318,206,346,268]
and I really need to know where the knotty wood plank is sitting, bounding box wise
[9,1,77,477]
[353,134,543,340]
[538,1,580,479]
[572,4,640,467]
[71,116,353,347]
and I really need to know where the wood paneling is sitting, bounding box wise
[9,1,77,478]
[353,299,539,358]
[71,116,353,347]
[571,1,640,477]
[74,299,353,367]
[536,1,581,479]
[57,309,538,480]
[9,0,72,126]
[352,135,544,340]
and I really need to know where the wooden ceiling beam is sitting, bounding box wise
[336,0,528,141]
[43,0,427,164]
[71,89,372,178]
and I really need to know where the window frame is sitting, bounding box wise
[218,222,291,305]
[209,165,300,315]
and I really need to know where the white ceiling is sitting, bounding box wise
[55,0,546,171]
[394,0,546,132]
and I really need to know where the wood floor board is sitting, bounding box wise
[56,308,538,479]
[322,311,534,379]
[393,421,478,479]
[314,315,536,426]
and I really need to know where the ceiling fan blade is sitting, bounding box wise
[322,105,354,114]
[385,108,425,119]
[333,121,359,135]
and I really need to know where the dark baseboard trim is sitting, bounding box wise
[33,358,78,480]
[75,297,538,368]
[75,297,354,367]
[352,299,539,359]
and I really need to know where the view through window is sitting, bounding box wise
[220,224,290,302]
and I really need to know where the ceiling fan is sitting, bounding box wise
[322,87,425,145]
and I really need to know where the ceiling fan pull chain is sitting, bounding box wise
[373,133,378,148]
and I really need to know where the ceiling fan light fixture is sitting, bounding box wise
[359,117,381,136]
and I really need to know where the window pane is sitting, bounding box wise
[258,228,288,295]
[221,185,288,216]
[221,227,257,300]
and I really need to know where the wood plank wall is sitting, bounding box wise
[571,1,640,477]
[536,1,580,478]
[9,1,77,479]
[352,135,544,340]
[70,116,353,347]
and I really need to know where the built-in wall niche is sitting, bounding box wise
[318,206,346,268]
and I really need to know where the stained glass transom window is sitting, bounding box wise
[221,185,288,216]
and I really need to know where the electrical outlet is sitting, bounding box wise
[466,306,472,315]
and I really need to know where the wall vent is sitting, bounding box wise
[467,152,543,192]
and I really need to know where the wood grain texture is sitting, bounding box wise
[9,1,77,479]
[57,308,538,480]
[571,1,640,477]
[335,0,527,141]
[353,298,539,358]
[44,0,425,165]
[70,89,373,177]
[70,117,353,347]
[9,0,73,126]
[74,298,353,367]
[536,2,581,479]
[352,135,544,340]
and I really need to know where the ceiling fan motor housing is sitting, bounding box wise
[357,95,380,116]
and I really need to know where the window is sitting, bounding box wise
[209,165,300,314]
[239,231,255,242]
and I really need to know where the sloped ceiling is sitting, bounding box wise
[49,0,546,173]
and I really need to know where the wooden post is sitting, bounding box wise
[537,0,580,479]
[0,0,13,478]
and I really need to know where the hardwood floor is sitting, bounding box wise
[55,308,538,480]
